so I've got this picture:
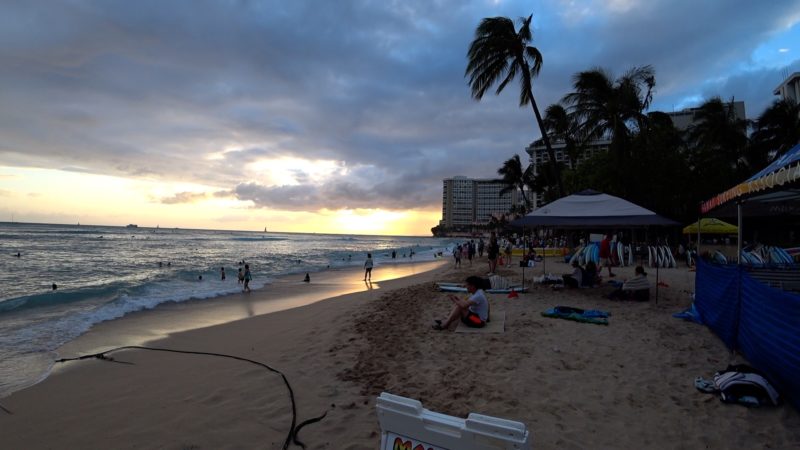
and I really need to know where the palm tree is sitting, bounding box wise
[751,98,800,161]
[465,14,564,197]
[685,97,749,199]
[562,66,656,166]
[542,103,583,169]
[497,154,533,210]
[686,97,749,167]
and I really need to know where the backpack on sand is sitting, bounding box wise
[713,364,780,407]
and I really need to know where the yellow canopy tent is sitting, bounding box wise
[682,218,738,234]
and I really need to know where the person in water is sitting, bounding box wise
[243,264,252,292]
[237,268,244,285]
[433,276,489,330]
[220,267,226,281]
[52,283,57,291]
[364,253,373,281]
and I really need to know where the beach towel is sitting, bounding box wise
[455,312,505,334]
[541,306,609,325]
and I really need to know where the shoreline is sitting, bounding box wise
[3,258,799,449]
[52,259,448,373]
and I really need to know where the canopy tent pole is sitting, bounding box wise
[697,206,702,265]
[655,237,660,305]
[521,224,525,290]
[737,202,743,265]
[542,227,547,276]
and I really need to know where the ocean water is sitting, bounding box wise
[0,222,453,398]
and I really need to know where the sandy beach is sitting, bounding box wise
[2,256,799,449]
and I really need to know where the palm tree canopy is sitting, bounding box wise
[751,98,800,160]
[497,154,532,205]
[686,97,748,161]
[563,65,655,142]
[543,103,583,167]
[465,15,543,107]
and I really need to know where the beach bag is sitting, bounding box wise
[713,365,780,407]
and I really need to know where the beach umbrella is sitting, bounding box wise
[682,218,738,235]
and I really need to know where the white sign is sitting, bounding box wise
[377,392,531,450]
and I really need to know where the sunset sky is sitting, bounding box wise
[1,0,799,235]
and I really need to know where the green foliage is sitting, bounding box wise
[528,68,799,224]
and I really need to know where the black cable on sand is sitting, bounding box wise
[56,345,327,449]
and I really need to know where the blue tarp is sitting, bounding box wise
[695,260,800,410]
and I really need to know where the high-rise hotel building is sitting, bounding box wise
[439,176,519,228]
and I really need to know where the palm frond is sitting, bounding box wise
[525,46,542,76]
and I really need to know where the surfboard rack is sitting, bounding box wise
[376,392,531,450]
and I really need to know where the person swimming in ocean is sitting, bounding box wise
[243,264,252,292]
[52,283,57,291]
[221,267,226,281]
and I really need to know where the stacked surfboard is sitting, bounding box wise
[647,245,677,269]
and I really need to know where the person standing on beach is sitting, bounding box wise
[468,240,475,266]
[453,245,462,268]
[364,253,374,281]
[487,233,499,275]
[220,267,226,281]
[478,238,485,258]
[243,264,252,292]
[599,234,615,278]
[237,268,244,284]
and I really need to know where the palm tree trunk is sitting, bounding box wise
[522,70,565,199]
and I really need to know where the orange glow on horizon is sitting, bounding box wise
[0,166,440,236]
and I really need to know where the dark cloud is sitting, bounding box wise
[1,0,799,211]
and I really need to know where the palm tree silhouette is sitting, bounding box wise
[751,98,800,161]
[563,66,655,166]
[465,14,564,197]
[497,154,533,211]
[542,103,583,169]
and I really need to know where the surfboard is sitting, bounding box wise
[438,285,528,294]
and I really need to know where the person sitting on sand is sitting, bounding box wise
[303,273,310,283]
[562,260,583,288]
[433,276,489,330]
[608,266,650,300]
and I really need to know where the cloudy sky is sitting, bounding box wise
[1,0,799,235]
